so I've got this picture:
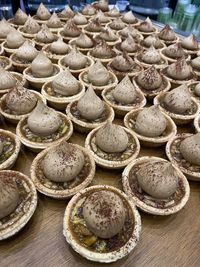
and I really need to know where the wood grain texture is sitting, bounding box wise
[0,117,200,267]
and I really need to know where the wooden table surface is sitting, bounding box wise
[0,117,200,267]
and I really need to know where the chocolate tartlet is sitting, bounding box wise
[8,8,28,28]
[0,18,13,43]
[181,34,199,57]
[140,34,166,50]
[161,42,190,63]
[18,15,41,39]
[63,185,141,263]
[0,130,21,170]
[85,121,140,169]
[122,156,190,215]
[122,11,138,25]
[69,33,94,55]
[166,133,200,181]
[83,18,103,37]
[34,24,57,50]
[57,6,74,21]
[0,170,37,240]
[59,19,81,43]
[158,24,178,45]
[31,141,95,199]
[124,105,177,147]
[66,85,115,133]
[33,3,51,24]
[105,6,121,19]
[118,25,143,42]
[114,35,142,57]
[95,28,121,46]
[46,12,63,33]
[136,17,157,36]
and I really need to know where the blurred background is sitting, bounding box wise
[0,0,200,37]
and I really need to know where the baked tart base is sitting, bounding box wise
[166,134,200,181]
[154,93,200,125]
[63,185,141,263]
[122,156,190,215]
[124,108,177,147]
[16,112,73,152]
[23,64,61,90]
[41,81,85,110]
[30,144,95,199]
[0,91,46,124]
[66,101,115,133]
[85,126,140,169]
[0,170,37,240]
[102,86,146,117]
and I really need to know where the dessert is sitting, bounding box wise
[0,130,21,170]
[18,15,41,39]
[30,141,95,198]
[59,47,94,77]
[66,85,114,132]
[122,156,190,215]
[0,83,45,123]
[0,170,37,240]
[85,121,140,169]
[124,105,176,147]
[46,12,63,33]
[141,34,165,50]
[0,43,3,56]
[41,69,85,110]
[73,13,88,27]
[34,2,51,23]
[122,11,138,25]
[158,24,178,45]
[154,84,200,125]
[191,56,200,78]
[0,56,12,71]
[108,52,142,81]
[42,37,71,63]
[88,39,116,65]
[92,10,111,25]
[93,0,109,12]
[23,51,61,89]
[118,25,143,42]
[188,81,200,101]
[34,24,57,49]
[95,28,121,46]
[162,57,195,87]
[106,6,121,18]
[2,28,25,56]
[108,18,126,31]
[82,4,96,18]
[181,34,199,56]
[135,45,167,69]
[8,8,28,27]
[84,18,103,36]
[10,40,38,72]
[16,101,73,152]
[115,35,141,56]
[69,33,94,54]
[79,60,118,94]
[0,18,13,43]
[63,185,141,262]
[161,42,189,63]
[59,19,81,43]
[102,75,146,116]
[166,133,200,181]
[57,6,74,21]
[134,66,170,99]
[136,17,156,36]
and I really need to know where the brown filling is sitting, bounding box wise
[0,58,10,69]
[69,188,134,253]
[0,135,15,164]
[129,163,185,209]
[170,136,200,173]
[35,153,91,190]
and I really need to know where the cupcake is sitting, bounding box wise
[59,47,94,77]
[59,19,81,43]
[107,52,142,81]
[154,84,199,125]
[23,51,61,89]
[42,37,71,63]
[10,40,38,72]
[18,15,41,39]
[41,69,85,110]
[30,141,95,198]
[46,12,63,33]
[124,105,176,147]
[16,101,73,152]
[135,45,167,69]
[85,121,140,169]
[66,85,114,132]
[34,24,57,49]
[69,33,94,54]
[158,24,178,45]
[79,60,118,94]
[102,75,146,116]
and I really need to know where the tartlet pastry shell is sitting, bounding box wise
[0,56,12,70]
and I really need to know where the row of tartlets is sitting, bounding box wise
[0,1,199,263]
